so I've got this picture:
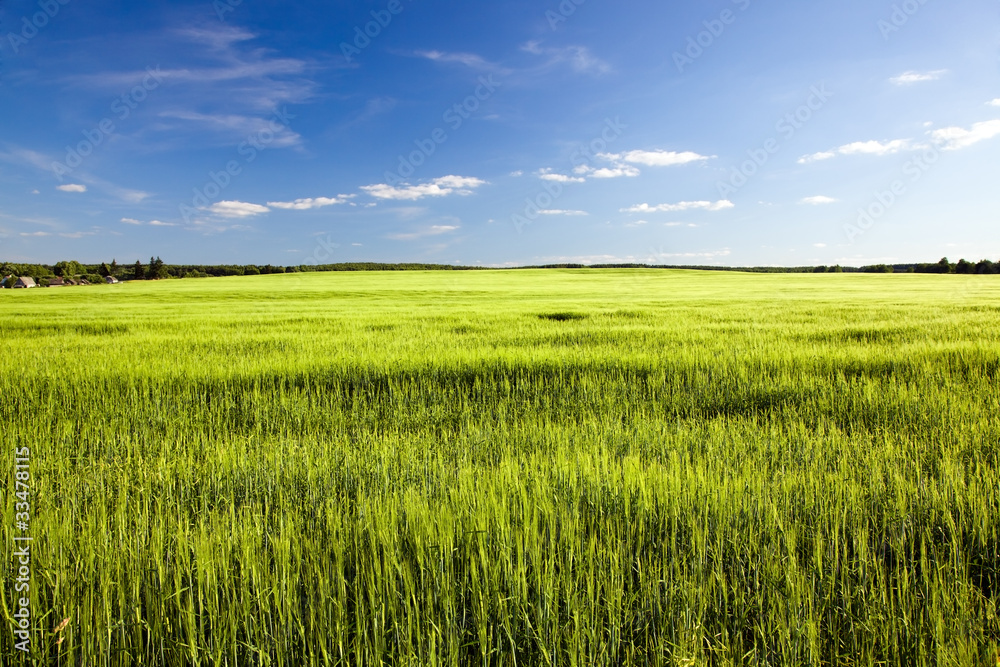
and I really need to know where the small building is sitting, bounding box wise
[13,277,37,289]
[105,276,119,284]
[48,277,66,287]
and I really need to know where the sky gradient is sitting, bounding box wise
[1,0,998,267]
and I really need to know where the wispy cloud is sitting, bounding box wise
[990,99,1000,107]
[267,196,353,210]
[0,147,52,171]
[415,50,507,73]
[362,176,486,201]
[58,227,105,239]
[931,119,1000,150]
[20,231,52,237]
[890,70,947,85]
[538,209,588,216]
[649,249,732,260]
[387,225,461,241]
[599,149,711,167]
[77,27,314,112]
[801,195,838,205]
[799,139,912,163]
[520,42,611,75]
[2,146,148,201]
[122,216,177,228]
[158,110,301,148]
[623,200,734,213]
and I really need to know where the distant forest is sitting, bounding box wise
[1,256,998,287]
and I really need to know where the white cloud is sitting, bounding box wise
[599,149,711,167]
[538,209,588,216]
[931,119,1000,150]
[589,166,640,179]
[386,225,460,241]
[208,201,270,218]
[538,169,585,183]
[801,196,838,205]
[839,140,911,156]
[799,139,911,163]
[990,99,1000,107]
[510,170,524,177]
[121,218,142,225]
[57,184,87,193]
[801,151,836,163]
[362,175,486,201]
[890,70,947,85]
[20,231,51,237]
[267,196,353,210]
[623,200,734,213]
[813,243,827,248]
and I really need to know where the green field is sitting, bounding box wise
[2,270,998,665]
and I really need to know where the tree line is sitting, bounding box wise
[2,256,998,287]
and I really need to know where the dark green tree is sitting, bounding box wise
[133,260,145,280]
[955,259,975,274]
[54,260,84,277]
[148,256,169,280]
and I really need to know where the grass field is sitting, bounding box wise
[2,269,998,666]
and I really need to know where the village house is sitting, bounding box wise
[105,276,119,284]
[13,277,37,289]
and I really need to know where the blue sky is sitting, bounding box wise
[1,0,998,267]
